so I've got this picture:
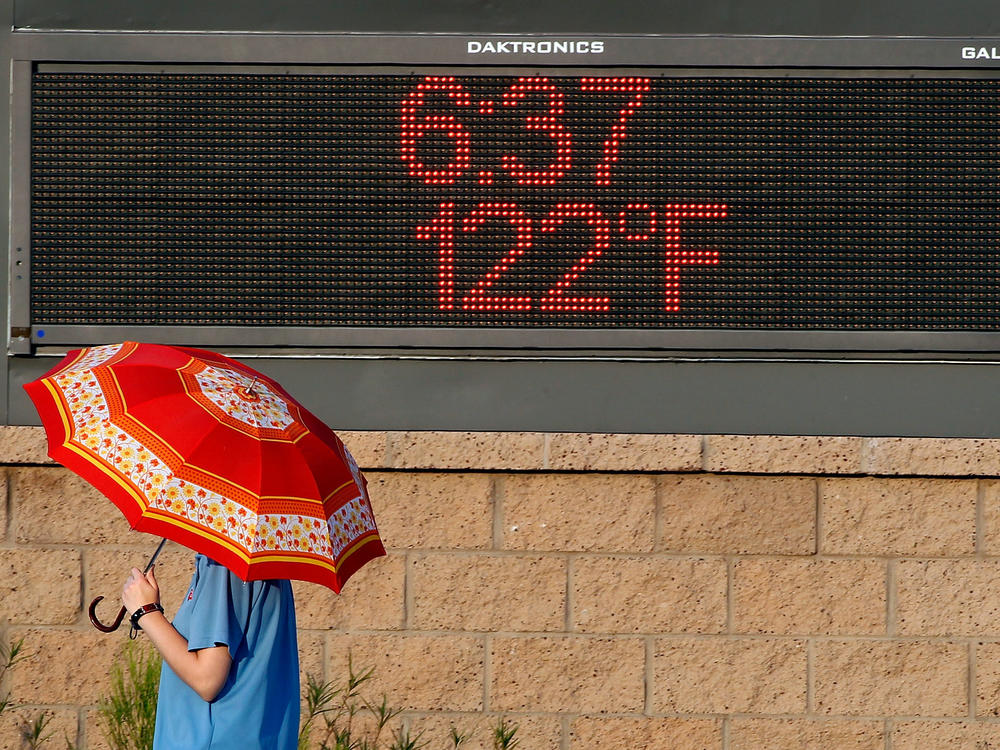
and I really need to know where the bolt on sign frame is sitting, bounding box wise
[6,18,1000,434]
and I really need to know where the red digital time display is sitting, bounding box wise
[28,71,1000,334]
[403,76,726,315]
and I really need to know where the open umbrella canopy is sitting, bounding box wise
[24,341,385,592]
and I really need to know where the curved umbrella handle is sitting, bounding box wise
[88,538,168,634]
[88,596,127,633]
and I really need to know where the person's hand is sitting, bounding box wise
[122,566,160,613]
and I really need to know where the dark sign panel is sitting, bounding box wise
[29,70,1000,343]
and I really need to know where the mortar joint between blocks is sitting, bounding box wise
[886,560,897,638]
[492,475,505,551]
[726,557,735,635]
[383,431,397,469]
[403,551,414,630]
[806,638,815,716]
[78,547,88,628]
[565,556,574,634]
[557,714,570,750]
[815,477,824,557]
[653,476,664,554]
[977,478,986,557]
[4,468,11,547]
[969,640,978,719]
[644,636,655,717]
[483,634,493,714]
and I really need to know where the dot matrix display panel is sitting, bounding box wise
[29,71,1000,333]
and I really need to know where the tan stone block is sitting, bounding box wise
[547,433,702,472]
[0,708,80,750]
[975,642,1000,717]
[821,477,976,555]
[366,472,493,550]
[0,549,81,625]
[86,542,194,622]
[336,430,388,469]
[572,556,727,634]
[490,636,644,713]
[84,711,113,750]
[408,713,562,750]
[0,425,53,464]
[297,628,326,704]
[327,633,484,711]
[706,435,864,475]
[294,554,404,631]
[659,475,815,554]
[979,480,1000,555]
[411,554,565,632]
[732,558,886,636]
[729,718,884,750]
[7,628,118,704]
[865,437,1000,476]
[893,721,1000,750]
[569,716,722,750]
[653,637,807,714]
[502,474,656,552]
[388,432,546,470]
[897,561,1000,637]
[814,640,967,716]
[12,467,131,545]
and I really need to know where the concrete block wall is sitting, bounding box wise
[4,427,1000,748]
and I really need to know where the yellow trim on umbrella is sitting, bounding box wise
[48,375,355,522]
[248,552,337,570]
[34,343,384,591]
[42,378,75,443]
[61,439,153,511]
[337,534,383,567]
[322,479,358,503]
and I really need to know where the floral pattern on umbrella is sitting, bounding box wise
[26,341,385,592]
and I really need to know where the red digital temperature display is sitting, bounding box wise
[28,72,1000,333]
[403,76,726,315]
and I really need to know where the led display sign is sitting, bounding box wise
[27,70,1000,345]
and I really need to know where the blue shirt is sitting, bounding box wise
[153,555,299,750]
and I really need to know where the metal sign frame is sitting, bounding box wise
[9,36,1000,354]
[8,27,1000,436]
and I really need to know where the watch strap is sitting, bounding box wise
[129,602,164,631]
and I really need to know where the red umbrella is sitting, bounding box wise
[25,342,385,629]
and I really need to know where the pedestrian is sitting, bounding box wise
[122,553,299,750]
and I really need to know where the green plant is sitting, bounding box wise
[21,712,54,750]
[298,656,500,750]
[98,640,162,750]
[492,718,519,750]
[447,727,470,749]
[0,637,27,718]
[89,642,509,750]
[299,655,404,750]
[388,727,426,750]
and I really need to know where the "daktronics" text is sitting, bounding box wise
[467,40,605,54]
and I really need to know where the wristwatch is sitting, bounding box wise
[129,602,164,630]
